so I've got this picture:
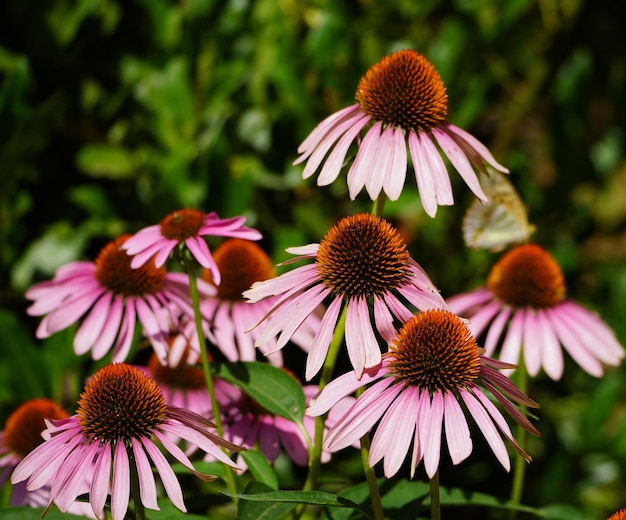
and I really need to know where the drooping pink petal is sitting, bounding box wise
[121,225,163,252]
[373,296,397,344]
[305,296,343,381]
[111,441,130,520]
[460,389,509,471]
[432,128,487,202]
[419,389,444,478]
[347,121,384,200]
[447,288,494,316]
[131,239,176,269]
[90,443,112,518]
[131,438,159,510]
[244,264,319,302]
[307,363,387,417]
[443,123,509,174]
[140,437,186,512]
[369,386,419,477]
[324,379,399,452]
[73,291,113,353]
[464,299,502,339]
[499,309,524,368]
[44,287,105,336]
[345,297,382,377]
[111,299,137,363]
[185,235,216,272]
[382,126,408,201]
[521,308,542,377]
[316,114,370,186]
[89,295,124,360]
[443,392,472,465]
[483,306,512,356]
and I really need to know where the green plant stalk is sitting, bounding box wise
[183,254,238,498]
[429,469,441,520]
[509,358,529,520]
[372,193,387,217]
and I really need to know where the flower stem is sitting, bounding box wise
[183,254,238,497]
[301,304,348,496]
[429,469,441,520]
[372,193,387,217]
[357,386,385,520]
[509,359,529,519]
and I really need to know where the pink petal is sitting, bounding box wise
[90,444,112,518]
[499,309,524,368]
[73,291,113,353]
[141,437,186,512]
[305,296,343,381]
[521,308,542,377]
[419,389,443,478]
[432,127,487,202]
[90,295,124,359]
[345,297,382,377]
[186,236,216,272]
[347,122,383,200]
[443,392,472,465]
[111,442,130,520]
[443,123,509,173]
[382,126,408,201]
[111,299,137,363]
[484,306,512,356]
[131,438,159,510]
[408,131,439,216]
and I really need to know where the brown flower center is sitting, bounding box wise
[160,209,205,241]
[487,244,565,308]
[148,351,206,390]
[608,509,626,520]
[317,213,409,300]
[77,363,168,443]
[202,239,276,300]
[389,309,480,393]
[356,49,448,132]
[3,399,68,458]
[95,235,166,295]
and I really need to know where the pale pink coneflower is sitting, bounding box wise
[307,309,540,478]
[447,244,624,380]
[11,364,241,520]
[25,235,213,364]
[200,238,319,366]
[294,49,508,217]
[121,209,262,285]
[244,213,448,380]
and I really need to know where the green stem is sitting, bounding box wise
[129,449,145,520]
[429,469,441,520]
[509,359,529,519]
[357,386,384,520]
[372,193,387,217]
[183,255,238,498]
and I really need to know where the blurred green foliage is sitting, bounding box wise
[1,0,626,518]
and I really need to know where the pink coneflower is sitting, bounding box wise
[307,309,540,478]
[217,380,353,468]
[201,238,318,366]
[11,364,241,520]
[447,244,624,380]
[25,235,212,364]
[121,209,262,284]
[244,213,447,380]
[294,49,508,217]
[0,399,68,508]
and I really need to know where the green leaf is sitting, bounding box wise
[214,362,306,423]
[539,504,595,520]
[236,482,296,520]
[229,487,371,520]
[241,450,279,490]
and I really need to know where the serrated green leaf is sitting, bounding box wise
[241,450,279,490]
[214,362,306,423]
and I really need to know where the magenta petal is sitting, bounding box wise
[419,389,443,478]
[369,387,419,477]
[141,437,186,512]
[73,291,113,353]
[185,236,215,271]
[90,443,112,518]
[90,295,124,360]
[131,438,159,510]
[324,380,399,452]
[111,442,130,520]
[443,392,472,464]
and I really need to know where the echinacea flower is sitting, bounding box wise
[244,213,447,380]
[11,364,241,520]
[0,399,69,508]
[294,49,508,216]
[201,238,319,365]
[216,379,353,468]
[25,235,212,364]
[447,244,624,380]
[307,309,540,478]
[122,209,262,284]
[608,509,626,520]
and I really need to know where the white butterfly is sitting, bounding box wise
[462,170,535,252]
